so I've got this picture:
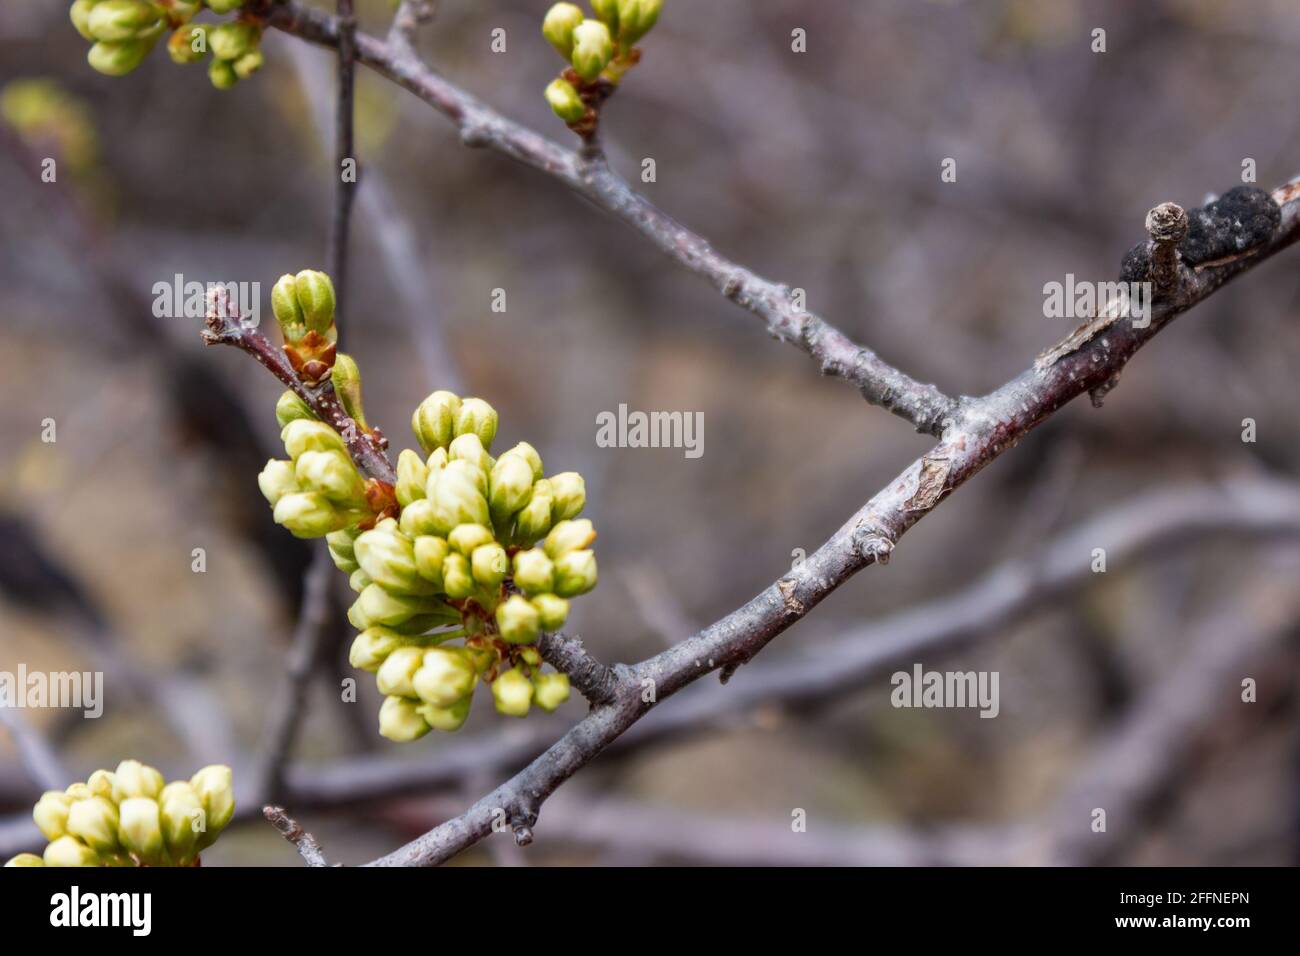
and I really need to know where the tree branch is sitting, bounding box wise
[536,632,623,706]
[263,805,333,866]
[329,0,357,311]
[254,0,958,435]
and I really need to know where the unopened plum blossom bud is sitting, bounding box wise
[282,419,348,460]
[159,782,202,863]
[327,527,361,573]
[189,765,235,839]
[274,491,346,538]
[449,523,495,555]
[275,389,315,428]
[490,453,535,521]
[65,783,92,800]
[507,441,544,481]
[350,583,452,629]
[396,449,429,507]
[417,696,472,732]
[399,498,440,537]
[33,791,72,842]
[331,353,367,429]
[354,526,432,595]
[454,398,498,450]
[496,594,541,645]
[544,518,596,559]
[70,0,98,42]
[349,626,404,672]
[88,39,152,76]
[554,549,598,597]
[87,0,159,42]
[412,647,478,707]
[533,672,571,712]
[512,548,554,595]
[379,694,430,742]
[411,390,460,454]
[113,759,164,802]
[232,48,263,80]
[257,459,298,507]
[208,56,236,89]
[167,24,206,64]
[5,853,44,867]
[87,769,116,800]
[349,568,372,593]
[616,0,662,45]
[66,796,120,854]
[570,19,613,81]
[531,593,570,630]
[472,543,508,590]
[441,552,474,600]
[492,667,534,717]
[412,535,449,586]
[449,432,492,474]
[545,77,586,123]
[548,472,586,521]
[116,798,164,865]
[208,21,258,63]
[431,465,490,531]
[514,478,554,544]
[374,647,423,697]
[295,450,366,508]
[44,835,100,868]
[542,3,584,58]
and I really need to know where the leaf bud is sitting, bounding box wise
[495,594,541,645]
[331,353,368,429]
[271,273,306,339]
[378,694,430,742]
[491,666,534,717]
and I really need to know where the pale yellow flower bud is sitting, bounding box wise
[44,835,100,867]
[533,672,571,712]
[113,759,164,802]
[412,647,479,707]
[116,797,164,865]
[378,695,431,742]
[491,667,534,717]
[66,796,120,854]
[496,594,541,645]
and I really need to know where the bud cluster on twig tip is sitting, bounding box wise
[272,269,339,386]
[541,0,663,128]
[5,761,234,867]
[69,1,264,89]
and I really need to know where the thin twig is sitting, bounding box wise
[329,0,358,312]
[263,805,333,866]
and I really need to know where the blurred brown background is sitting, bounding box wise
[1,0,1299,865]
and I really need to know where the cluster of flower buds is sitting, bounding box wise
[541,0,663,126]
[5,761,234,867]
[259,414,377,538]
[69,1,263,89]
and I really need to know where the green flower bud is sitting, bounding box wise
[232,48,263,80]
[281,419,348,460]
[295,449,366,507]
[257,458,299,507]
[44,835,100,868]
[416,696,472,732]
[331,353,367,429]
[448,523,494,556]
[86,769,116,800]
[273,491,347,538]
[395,449,429,507]
[545,77,586,123]
[412,535,449,586]
[327,527,361,573]
[354,526,434,595]
[70,0,99,42]
[399,498,440,538]
[412,647,478,707]
[512,548,554,595]
[158,782,202,863]
[513,478,554,544]
[448,432,492,474]
[491,667,534,717]
[33,791,72,842]
[66,796,120,854]
[453,397,498,450]
[548,471,586,521]
[116,797,164,864]
[349,626,404,672]
[471,543,508,590]
[65,783,92,800]
[553,549,598,597]
[272,273,306,339]
[113,759,164,802]
[376,645,425,697]
[208,20,257,62]
[349,583,453,629]
[590,0,620,28]
[291,269,336,335]
[189,765,235,841]
[542,2,584,58]
[544,518,596,559]
[275,389,316,428]
[5,853,44,867]
[411,390,461,454]
[165,0,203,23]
[495,594,541,645]
[506,441,544,481]
[570,19,614,81]
[427,446,449,472]
[378,695,430,742]
[167,24,206,64]
[441,552,475,600]
[430,465,490,532]
[88,39,152,76]
[531,593,570,631]
[87,0,159,42]
[489,453,535,522]
[208,56,237,89]
[349,568,371,593]
[616,0,661,45]
[533,672,571,712]
[206,0,244,13]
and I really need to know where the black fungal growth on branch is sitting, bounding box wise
[1120,185,1280,282]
